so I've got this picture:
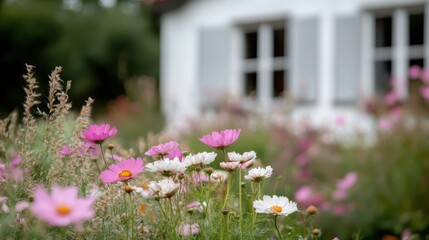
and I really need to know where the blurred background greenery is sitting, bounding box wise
[0,0,164,142]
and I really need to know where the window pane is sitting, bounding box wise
[409,59,424,68]
[245,31,258,59]
[375,60,392,94]
[245,72,257,97]
[409,13,424,46]
[375,16,392,47]
[273,28,285,57]
[272,70,285,97]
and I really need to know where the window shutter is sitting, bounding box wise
[198,27,230,109]
[334,14,361,104]
[290,17,318,104]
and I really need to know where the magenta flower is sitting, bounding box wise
[178,223,200,236]
[336,172,358,191]
[420,86,429,102]
[99,157,144,183]
[59,146,71,158]
[82,124,117,144]
[0,155,25,182]
[199,129,241,150]
[30,185,95,227]
[145,141,180,158]
[409,65,422,79]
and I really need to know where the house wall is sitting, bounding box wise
[160,0,426,134]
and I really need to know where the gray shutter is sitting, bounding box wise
[198,27,230,109]
[334,14,361,104]
[290,17,318,104]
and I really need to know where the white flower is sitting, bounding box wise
[146,157,186,176]
[245,166,273,182]
[148,178,180,198]
[184,152,217,168]
[220,161,240,172]
[210,170,229,182]
[228,151,256,163]
[134,183,153,198]
[253,195,298,216]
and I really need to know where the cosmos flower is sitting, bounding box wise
[145,157,186,176]
[219,161,240,172]
[148,178,180,198]
[244,166,273,182]
[99,157,144,183]
[210,170,229,182]
[228,151,256,164]
[253,195,298,216]
[199,129,241,150]
[30,185,95,227]
[184,152,217,169]
[59,146,71,158]
[145,141,180,158]
[178,223,200,236]
[82,123,117,144]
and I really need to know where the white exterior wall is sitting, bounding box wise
[160,0,426,133]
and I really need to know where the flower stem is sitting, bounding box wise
[274,215,282,240]
[99,143,109,168]
[222,172,232,209]
[238,168,243,238]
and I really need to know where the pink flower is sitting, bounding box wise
[0,155,25,182]
[166,148,184,161]
[145,141,180,158]
[199,129,241,150]
[100,157,144,183]
[409,65,422,79]
[79,142,101,158]
[420,86,429,102]
[192,172,209,185]
[220,161,240,172]
[421,69,429,84]
[337,172,358,191]
[82,124,117,144]
[30,185,95,226]
[384,90,399,107]
[59,146,71,158]
[294,186,324,208]
[334,115,346,126]
[178,223,200,236]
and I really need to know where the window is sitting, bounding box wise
[370,5,425,96]
[241,21,288,102]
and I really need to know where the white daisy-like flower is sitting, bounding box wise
[184,152,217,168]
[148,178,180,198]
[253,195,298,216]
[210,170,229,182]
[228,151,257,163]
[220,161,240,172]
[146,157,186,176]
[244,166,273,182]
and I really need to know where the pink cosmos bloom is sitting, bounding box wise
[294,186,324,208]
[192,172,209,186]
[421,69,429,84]
[166,148,184,161]
[145,141,180,158]
[30,185,95,226]
[0,155,25,182]
[178,223,200,236]
[0,196,9,213]
[409,65,422,79]
[199,129,241,149]
[99,157,144,183]
[378,117,393,131]
[186,201,205,212]
[220,161,240,172]
[384,90,399,107]
[337,172,358,191]
[59,146,71,158]
[79,142,101,158]
[82,123,117,144]
[334,115,346,126]
[420,86,429,102]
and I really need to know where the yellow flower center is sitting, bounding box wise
[142,183,149,190]
[271,205,283,213]
[119,169,132,178]
[56,204,71,215]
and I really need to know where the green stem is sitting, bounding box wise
[124,193,129,240]
[238,168,243,238]
[99,143,109,168]
[93,159,101,175]
[222,173,232,209]
[129,193,135,240]
[274,215,282,240]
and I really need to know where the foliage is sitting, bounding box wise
[0,0,159,115]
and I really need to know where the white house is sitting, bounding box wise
[149,0,429,132]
